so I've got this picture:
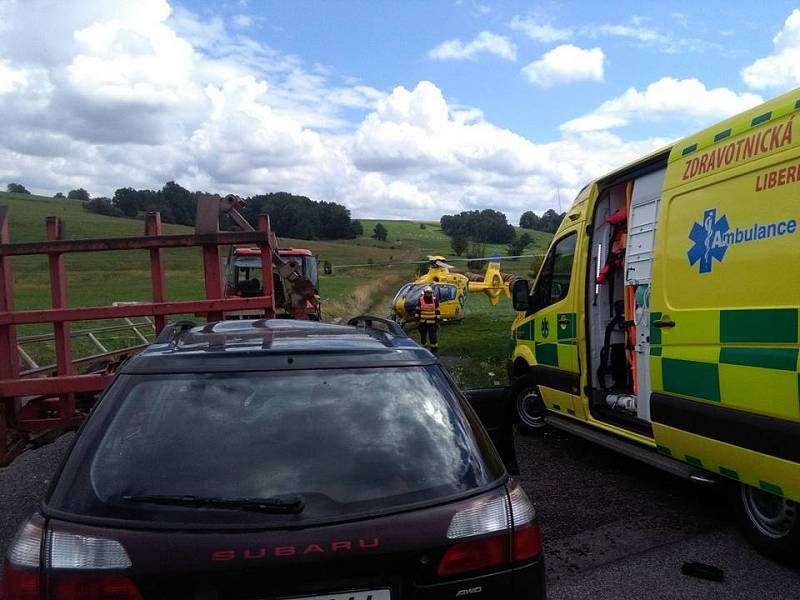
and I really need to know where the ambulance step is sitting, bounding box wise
[545,413,718,484]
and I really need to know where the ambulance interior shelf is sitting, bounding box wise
[587,170,664,433]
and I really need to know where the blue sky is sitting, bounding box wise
[183,0,797,141]
[1,1,799,219]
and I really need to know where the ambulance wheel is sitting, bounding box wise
[735,483,800,562]
[512,379,548,435]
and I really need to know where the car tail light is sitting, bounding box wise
[437,534,509,577]
[1,516,44,600]
[437,483,542,578]
[44,529,141,600]
[508,482,542,562]
[0,518,142,600]
[48,573,143,600]
[47,531,132,570]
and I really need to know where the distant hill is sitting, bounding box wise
[0,192,553,321]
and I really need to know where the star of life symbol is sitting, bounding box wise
[540,317,549,338]
[688,208,729,274]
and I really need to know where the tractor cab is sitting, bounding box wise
[226,248,319,297]
[225,247,320,319]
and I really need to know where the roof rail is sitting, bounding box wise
[154,320,197,344]
[347,315,408,338]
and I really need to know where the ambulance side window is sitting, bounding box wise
[529,233,576,314]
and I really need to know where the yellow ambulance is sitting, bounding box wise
[509,87,800,558]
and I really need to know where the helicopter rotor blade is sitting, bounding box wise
[331,252,545,270]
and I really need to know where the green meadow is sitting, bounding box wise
[0,192,552,386]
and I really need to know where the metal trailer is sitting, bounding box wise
[0,194,310,466]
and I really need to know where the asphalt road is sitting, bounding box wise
[1,428,799,599]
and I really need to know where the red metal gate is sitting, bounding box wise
[0,197,276,465]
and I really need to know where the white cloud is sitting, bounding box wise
[522,45,604,87]
[741,9,800,89]
[0,1,676,221]
[584,23,665,44]
[562,77,763,132]
[428,31,517,61]
[510,13,712,54]
[0,59,28,94]
[509,16,572,43]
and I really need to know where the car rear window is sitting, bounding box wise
[49,366,503,526]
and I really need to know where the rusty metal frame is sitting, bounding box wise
[0,197,276,465]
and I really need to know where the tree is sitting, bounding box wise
[440,209,514,243]
[372,223,388,241]
[161,181,195,226]
[519,210,540,230]
[245,192,357,240]
[507,232,533,258]
[466,241,486,270]
[6,183,30,194]
[84,197,124,218]
[113,187,140,218]
[450,234,469,256]
[67,188,90,201]
[53,192,65,199]
[350,220,364,237]
[539,209,565,233]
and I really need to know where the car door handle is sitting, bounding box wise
[653,317,676,328]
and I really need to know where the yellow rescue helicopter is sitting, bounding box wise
[390,256,515,323]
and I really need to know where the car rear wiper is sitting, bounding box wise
[122,493,305,513]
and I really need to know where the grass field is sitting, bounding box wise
[356,218,551,263]
[0,191,552,386]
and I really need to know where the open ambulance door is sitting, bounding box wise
[513,226,583,432]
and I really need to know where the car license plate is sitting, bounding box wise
[282,591,390,600]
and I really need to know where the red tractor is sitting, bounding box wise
[224,247,320,320]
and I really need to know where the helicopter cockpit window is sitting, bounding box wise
[405,284,456,302]
[401,284,458,320]
[435,285,458,302]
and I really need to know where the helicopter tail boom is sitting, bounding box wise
[466,261,512,305]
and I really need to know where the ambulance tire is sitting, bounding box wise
[512,377,548,436]
[734,482,800,563]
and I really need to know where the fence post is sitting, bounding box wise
[0,207,18,380]
[258,215,276,319]
[145,212,167,334]
[0,206,20,462]
[46,216,74,419]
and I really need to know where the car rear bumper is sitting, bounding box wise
[415,555,546,599]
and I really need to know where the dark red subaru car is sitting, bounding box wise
[1,317,545,599]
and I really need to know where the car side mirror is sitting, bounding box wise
[512,279,530,312]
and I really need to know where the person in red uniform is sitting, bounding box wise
[415,285,441,353]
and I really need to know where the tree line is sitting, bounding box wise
[6,182,87,200]
[6,181,362,240]
[440,209,515,244]
[100,184,362,239]
[519,209,565,234]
